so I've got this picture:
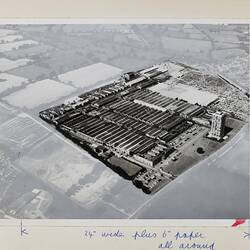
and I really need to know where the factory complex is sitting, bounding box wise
[40,61,248,194]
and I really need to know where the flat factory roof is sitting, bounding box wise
[149,83,218,106]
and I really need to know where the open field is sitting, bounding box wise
[0,29,16,37]
[17,135,97,192]
[0,58,32,72]
[0,73,29,94]
[161,36,212,53]
[58,62,123,89]
[7,189,53,218]
[0,35,23,43]
[8,64,56,81]
[3,79,76,109]
[16,132,149,216]
[0,102,16,123]
[0,40,38,52]
[3,44,53,60]
[71,170,120,205]
[38,50,91,75]
[0,113,50,151]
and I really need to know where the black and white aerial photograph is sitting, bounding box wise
[0,23,249,219]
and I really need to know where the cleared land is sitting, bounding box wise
[0,58,32,72]
[16,133,149,216]
[0,40,38,52]
[0,102,16,123]
[0,113,50,149]
[17,135,97,192]
[8,64,56,81]
[58,62,123,89]
[3,79,76,109]
[0,73,29,94]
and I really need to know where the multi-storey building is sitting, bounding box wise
[208,111,226,140]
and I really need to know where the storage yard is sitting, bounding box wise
[40,61,248,194]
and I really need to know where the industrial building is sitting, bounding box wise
[208,111,226,141]
[39,61,246,194]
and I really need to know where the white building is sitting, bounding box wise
[208,111,226,140]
